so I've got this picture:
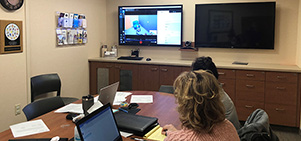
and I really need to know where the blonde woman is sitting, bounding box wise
[162,70,239,141]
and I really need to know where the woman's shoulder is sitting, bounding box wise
[165,120,239,141]
[215,119,237,130]
[211,119,240,140]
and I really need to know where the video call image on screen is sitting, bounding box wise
[119,5,183,46]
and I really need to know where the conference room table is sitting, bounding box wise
[0,91,181,141]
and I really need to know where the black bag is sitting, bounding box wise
[114,112,158,136]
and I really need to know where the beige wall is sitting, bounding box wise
[0,0,107,132]
[0,5,27,132]
[107,0,299,65]
[27,0,106,99]
[297,1,301,67]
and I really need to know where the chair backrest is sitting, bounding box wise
[159,85,174,94]
[31,73,61,102]
[22,97,65,121]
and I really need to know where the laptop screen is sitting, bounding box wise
[76,104,122,141]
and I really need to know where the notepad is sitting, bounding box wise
[143,125,166,141]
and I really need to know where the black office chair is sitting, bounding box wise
[23,96,65,121]
[31,73,79,105]
[238,109,279,141]
[159,85,174,94]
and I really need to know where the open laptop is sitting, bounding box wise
[76,103,122,141]
[98,82,119,105]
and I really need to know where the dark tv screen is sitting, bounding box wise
[195,2,275,49]
[118,5,183,47]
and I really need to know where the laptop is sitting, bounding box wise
[76,103,122,141]
[98,82,119,105]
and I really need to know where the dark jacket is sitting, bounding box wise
[238,109,279,141]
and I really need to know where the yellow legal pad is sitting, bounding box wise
[143,125,166,141]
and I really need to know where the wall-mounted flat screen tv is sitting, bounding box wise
[195,2,275,49]
[118,5,183,47]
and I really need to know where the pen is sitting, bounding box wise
[118,107,128,113]
[130,137,147,141]
[163,129,168,136]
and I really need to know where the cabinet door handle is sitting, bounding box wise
[151,68,158,71]
[220,83,225,86]
[246,85,254,88]
[275,108,285,111]
[115,66,121,69]
[246,74,255,77]
[277,76,286,79]
[245,105,254,108]
[161,69,168,72]
[276,87,286,90]
[218,72,225,75]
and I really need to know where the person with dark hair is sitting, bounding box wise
[162,70,239,140]
[191,56,241,130]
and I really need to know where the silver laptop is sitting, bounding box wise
[98,82,119,105]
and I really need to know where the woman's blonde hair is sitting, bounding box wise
[173,70,225,133]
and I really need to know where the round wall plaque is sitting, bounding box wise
[5,23,20,41]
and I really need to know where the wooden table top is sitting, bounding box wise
[0,91,180,141]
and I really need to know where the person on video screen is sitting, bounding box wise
[125,20,150,35]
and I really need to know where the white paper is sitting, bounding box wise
[113,92,132,105]
[130,95,153,103]
[10,119,50,138]
[120,131,133,137]
[54,103,83,114]
[94,95,99,103]
[87,101,103,114]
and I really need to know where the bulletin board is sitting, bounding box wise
[56,12,87,46]
[0,20,23,54]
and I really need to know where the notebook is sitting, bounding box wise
[143,125,166,141]
[98,82,119,105]
[76,103,122,141]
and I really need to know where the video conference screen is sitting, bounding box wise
[118,5,183,47]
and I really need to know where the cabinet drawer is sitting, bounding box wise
[219,79,235,102]
[217,69,236,79]
[265,82,297,105]
[159,66,182,86]
[236,100,264,121]
[265,103,297,127]
[236,80,264,102]
[236,70,265,80]
[181,66,191,72]
[266,72,297,83]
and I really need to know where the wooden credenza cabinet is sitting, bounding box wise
[265,72,298,127]
[89,60,301,127]
[236,70,266,121]
[217,69,236,105]
[89,61,138,94]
